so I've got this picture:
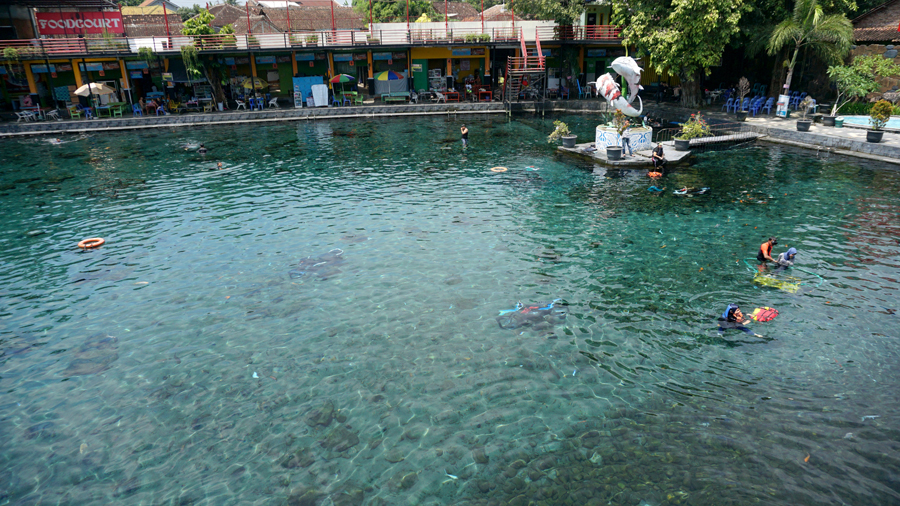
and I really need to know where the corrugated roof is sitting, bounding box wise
[208,4,255,27]
[853,26,900,42]
[433,1,478,20]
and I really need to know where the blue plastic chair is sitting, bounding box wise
[77,104,94,119]
[331,94,341,107]
[750,97,763,116]
[132,104,143,117]
[342,94,352,106]
[761,97,775,115]
[559,86,569,99]
[156,105,166,116]
[576,79,590,99]
[722,98,733,112]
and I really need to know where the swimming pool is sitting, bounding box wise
[1,116,899,505]
[841,114,900,129]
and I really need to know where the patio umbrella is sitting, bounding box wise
[375,70,403,81]
[241,77,268,90]
[329,73,356,94]
[329,74,355,84]
[74,82,115,96]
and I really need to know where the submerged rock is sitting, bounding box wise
[320,425,359,452]
[473,447,489,464]
[62,333,118,376]
[305,401,335,427]
[281,448,315,469]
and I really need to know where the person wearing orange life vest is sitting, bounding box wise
[757,237,777,264]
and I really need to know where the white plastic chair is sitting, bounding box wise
[268,97,279,108]
[16,111,36,122]
[432,91,446,103]
[235,100,246,110]
[45,109,61,121]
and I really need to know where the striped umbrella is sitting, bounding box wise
[375,70,404,81]
[329,74,355,84]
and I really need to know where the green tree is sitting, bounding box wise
[177,4,203,22]
[117,0,144,6]
[827,55,900,115]
[614,0,750,108]
[461,0,505,12]
[351,0,437,23]
[180,9,226,105]
[505,0,583,23]
[766,0,852,94]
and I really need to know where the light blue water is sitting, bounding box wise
[841,115,900,129]
[1,115,899,506]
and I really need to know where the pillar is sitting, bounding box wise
[24,63,37,94]
[291,51,298,76]
[72,58,83,85]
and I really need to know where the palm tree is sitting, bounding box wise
[766,0,853,94]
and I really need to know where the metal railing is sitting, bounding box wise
[535,25,623,42]
[0,27,524,58]
[654,121,760,149]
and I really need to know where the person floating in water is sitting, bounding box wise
[757,237,777,266]
[198,144,208,154]
[460,125,468,148]
[773,247,797,272]
[718,304,763,337]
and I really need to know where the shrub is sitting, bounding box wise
[676,112,711,140]
[547,120,571,143]
[870,99,893,130]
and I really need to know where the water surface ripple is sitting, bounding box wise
[1,116,898,506]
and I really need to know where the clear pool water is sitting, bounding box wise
[1,115,899,505]
[841,115,900,129]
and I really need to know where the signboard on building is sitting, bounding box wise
[256,56,276,64]
[373,52,392,61]
[35,12,124,36]
[126,61,149,70]
[332,54,353,62]
[586,49,607,57]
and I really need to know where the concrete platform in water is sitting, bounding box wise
[558,141,693,168]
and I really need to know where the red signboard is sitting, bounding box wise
[35,12,125,36]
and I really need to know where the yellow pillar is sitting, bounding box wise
[291,51,298,75]
[367,51,373,79]
[72,59,84,86]
[119,59,129,90]
[24,63,37,94]
[446,58,451,79]
[250,55,258,79]
[164,58,169,72]
[327,53,334,78]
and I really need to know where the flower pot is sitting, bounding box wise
[561,135,577,148]
[735,110,748,122]
[606,146,623,160]
[217,102,224,112]
[867,130,884,143]
[796,119,811,132]
[822,115,836,127]
[674,138,690,151]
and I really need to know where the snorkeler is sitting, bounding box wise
[773,247,797,272]
[757,237,777,265]
[198,144,208,154]
[718,304,763,337]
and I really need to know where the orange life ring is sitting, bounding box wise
[78,238,105,249]
[648,171,662,178]
[490,166,507,173]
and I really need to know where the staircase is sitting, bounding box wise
[505,31,546,103]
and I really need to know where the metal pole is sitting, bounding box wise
[286,1,292,38]
[162,2,170,37]
[406,0,409,33]
[481,0,484,33]
[511,0,514,29]
[330,0,335,31]
[246,2,251,35]
[369,0,372,31]
[444,0,448,35]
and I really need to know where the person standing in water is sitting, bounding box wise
[757,237,777,266]
[198,144,208,154]
[460,125,469,148]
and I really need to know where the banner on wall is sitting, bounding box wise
[586,49,607,57]
[295,53,315,61]
[373,52,392,61]
[79,62,103,72]
[130,71,143,79]
[35,12,124,35]
[256,56,276,64]
[332,54,353,62]
[31,64,56,73]
[126,61,149,70]
[452,48,471,56]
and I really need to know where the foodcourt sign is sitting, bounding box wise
[35,12,125,35]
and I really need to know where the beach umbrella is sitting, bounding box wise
[375,70,403,81]
[329,74,355,84]
[329,73,356,94]
[241,77,268,90]
[74,82,116,96]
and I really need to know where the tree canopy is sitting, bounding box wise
[181,8,216,36]
[614,0,750,107]
[504,0,583,24]
[351,0,438,24]
[827,55,900,115]
[767,0,853,93]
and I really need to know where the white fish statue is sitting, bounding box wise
[609,56,644,104]
[596,73,643,117]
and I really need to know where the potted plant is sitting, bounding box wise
[548,120,577,148]
[604,110,631,160]
[305,34,318,46]
[796,96,815,131]
[735,77,750,121]
[867,99,892,143]
[674,111,711,151]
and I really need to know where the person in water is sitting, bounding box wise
[718,304,762,337]
[460,125,468,148]
[757,237,777,264]
[198,144,208,154]
[773,247,797,272]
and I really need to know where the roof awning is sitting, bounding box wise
[0,0,119,8]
